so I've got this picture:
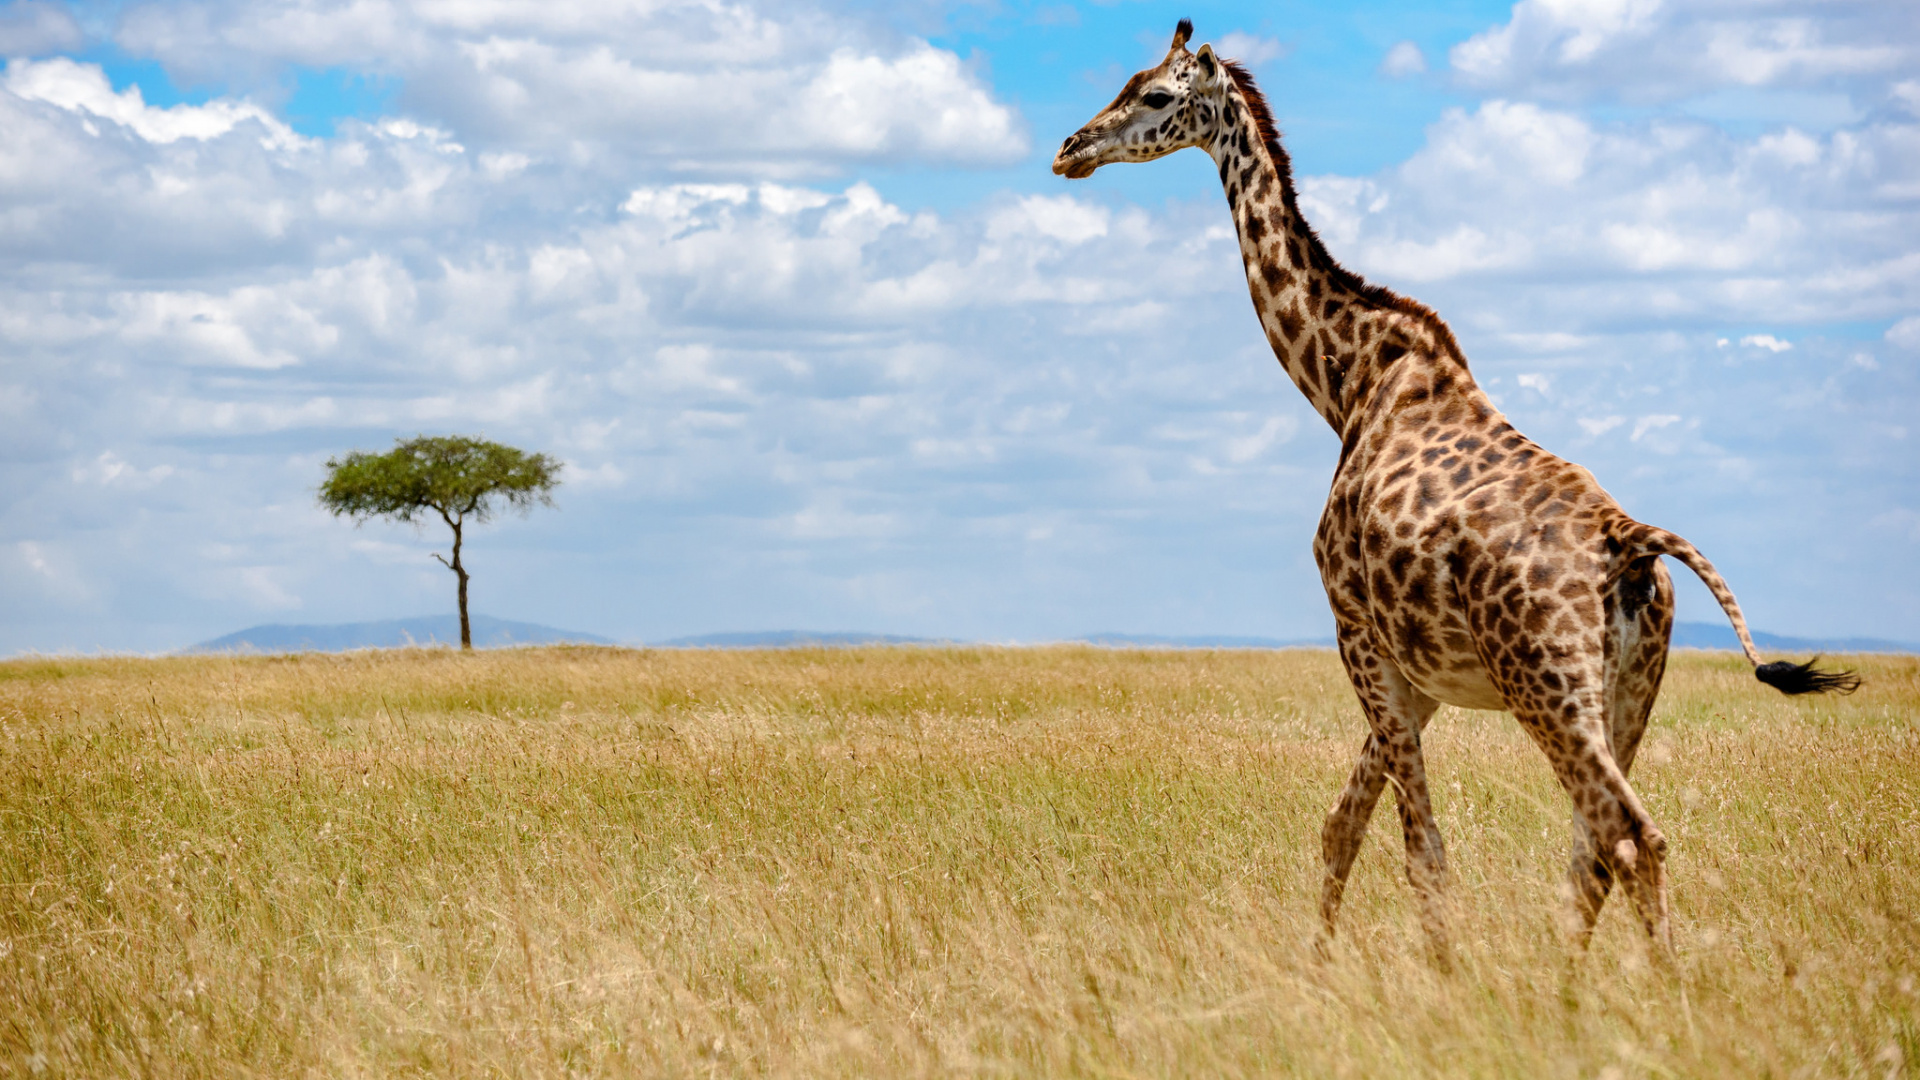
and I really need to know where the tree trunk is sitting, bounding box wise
[451,519,471,650]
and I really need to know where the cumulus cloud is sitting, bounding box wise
[1740,333,1793,352]
[1887,315,1920,351]
[0,1,81,56]
[1215,31,1288,67]
[1381,41,1427,79]
[1296,99,1920,327]
[0,134,1302,647]
[106,0,1028,176]
[4,58,300,147]
[1452,0,1916,102]
[1,0,1915,652]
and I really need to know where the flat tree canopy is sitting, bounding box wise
[319,435,561,649]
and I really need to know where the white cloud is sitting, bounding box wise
[987,194,1109,245]
[1887,316,1920,351]
[1,0,1916,653]
[1895,81,1920,118]
[12,539,93,603]
[18,541,50,578]
[1224,415,1296,463]
[564,461,627,490]
[4,57,300,148]
[71,451,175,488]
[1381,41,1427,79]
[0,2,82,56]
[1294,99,1920,327]
[1216,31,1288,67]
[108,0,1027,175]
[1344,224,1533,282]
[1868,508,1920,543]
[238,566,302,610]
[1739,333,1793,352]
[793,46,1024,161]
[1412,100,1594,187]
[114,288,332,369]
[1451,0,1913,102]
[1631,413,1682,440]
[787,497,901,541]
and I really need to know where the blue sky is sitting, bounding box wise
[1,0,1916,653]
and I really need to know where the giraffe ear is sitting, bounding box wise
[1193,44,1220,88]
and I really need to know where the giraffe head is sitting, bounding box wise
[1052,19,1228,180]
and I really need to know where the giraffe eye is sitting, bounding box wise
[1142,91,1175,110]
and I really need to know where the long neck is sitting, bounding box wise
[1205,86,1369,432]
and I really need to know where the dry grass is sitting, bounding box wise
[0,645,1915,1078]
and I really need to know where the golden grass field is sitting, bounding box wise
[1,645,1915,1078]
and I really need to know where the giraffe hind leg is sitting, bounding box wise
[1519,698,1673,951]
[1567,557,1674,947]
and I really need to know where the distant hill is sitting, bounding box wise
[645,625,1916,654]
[187,614,614,654]
[184,618,1914,656]
[1078,633,1336,649]
[653,631,1334,649]
[1669,621,1915,654]
[655,630,939,648]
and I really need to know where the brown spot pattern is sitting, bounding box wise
[1055,22,1809,960]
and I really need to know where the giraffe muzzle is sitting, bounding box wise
[1052,132,1099,179]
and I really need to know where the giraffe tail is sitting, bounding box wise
[1620,522,1862,696]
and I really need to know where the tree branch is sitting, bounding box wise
[431,552,453,570]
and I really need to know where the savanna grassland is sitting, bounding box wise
[1,646,1915,1078]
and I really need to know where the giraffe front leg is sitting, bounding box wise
[1384,730,1452,960]
[1320,732,1388,940]
[1323,616,1444,958]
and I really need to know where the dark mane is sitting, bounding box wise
[1220,59,1466,363]
[1220,59,1281,153]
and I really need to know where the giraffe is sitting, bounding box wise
[1053,20,1860,956]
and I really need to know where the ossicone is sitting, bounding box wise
[1172,18,1193,51]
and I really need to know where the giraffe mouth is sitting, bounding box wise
[1051,139,1101,179]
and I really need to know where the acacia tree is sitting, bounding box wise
[318,436,562,650]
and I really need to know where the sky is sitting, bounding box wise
[1,0,1916,654]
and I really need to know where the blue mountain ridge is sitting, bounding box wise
[186,614,614,653]
[1665,622,1914,654]
[660,625,1911,652]
[185,618,1915,655]
[654,630,942,647]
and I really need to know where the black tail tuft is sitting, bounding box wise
[1755,658,1862,696]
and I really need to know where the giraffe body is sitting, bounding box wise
[1054,21,1857,955]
